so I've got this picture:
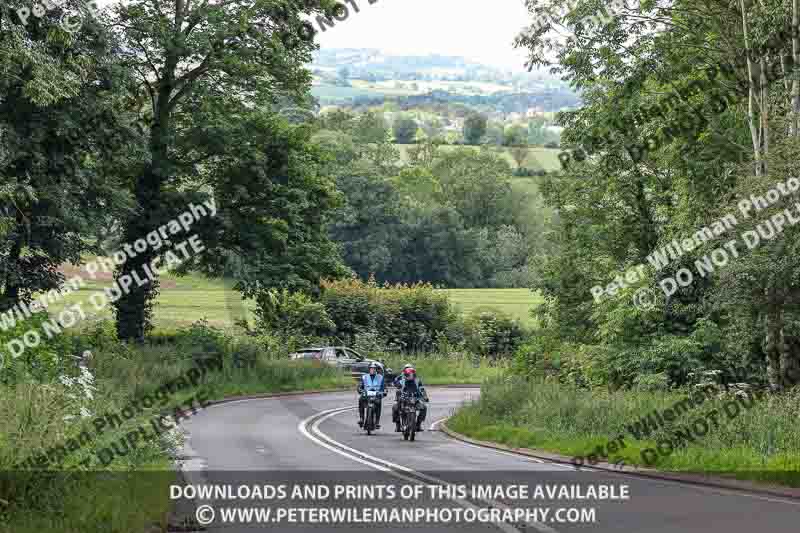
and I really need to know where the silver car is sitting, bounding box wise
[289,346,394,382]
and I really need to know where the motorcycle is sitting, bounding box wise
[362,389,382,435]
[398,392,422,441]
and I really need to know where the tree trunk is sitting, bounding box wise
[113,116,170,341]
[0,215,25,312]
[764,308,782,391]
[764,296,786,391]
[113,36,179,342]
[792,0,800,136]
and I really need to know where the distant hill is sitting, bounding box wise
[310,48,568,86]
[312,48,498,75]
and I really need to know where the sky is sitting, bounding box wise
[93,0,535,72]
[311,0,534,72]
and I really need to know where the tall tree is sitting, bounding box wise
[392,115,418,144]
[108,0,333,340]
[463,113,487,145]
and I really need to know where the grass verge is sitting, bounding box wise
[380,352,509,385]
[448,376,800,487]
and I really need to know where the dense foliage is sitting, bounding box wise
[514,0,800,392]
[318,109,552,288]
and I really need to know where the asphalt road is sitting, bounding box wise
[176,387,799,532]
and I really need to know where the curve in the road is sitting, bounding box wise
[177,387,800,533]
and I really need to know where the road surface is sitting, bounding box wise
[176,387,799,532]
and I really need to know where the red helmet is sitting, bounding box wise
[403,367,416,377]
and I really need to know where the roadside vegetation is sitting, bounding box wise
[380,354,509,385]
[449,376,800,487]
[0,320,351,532]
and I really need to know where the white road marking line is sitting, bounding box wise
[300,407,559,533]
[429,417,449,430]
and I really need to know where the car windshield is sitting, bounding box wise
[294,350,322,359]
[347,349,364,361]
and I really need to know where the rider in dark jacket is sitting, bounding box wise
[358,363,386,428]
[392,365,428,432]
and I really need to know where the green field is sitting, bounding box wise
[443,289,541,326]
[395,144,561,171]
[312,79,522,103]
[49,272,540,330]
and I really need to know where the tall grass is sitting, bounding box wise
[378,352,509,385]
[449,376,800,486]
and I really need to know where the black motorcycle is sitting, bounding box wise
[362,390,382,435]
[398,392,422,441]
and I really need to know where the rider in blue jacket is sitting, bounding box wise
[392,365,429,432]
[358,363,386,428]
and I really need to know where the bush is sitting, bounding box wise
[253,289,336,339]
[513,332,572,380]
[320,277,459,352]
[0,312,74,385]
[464,307,527,357]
